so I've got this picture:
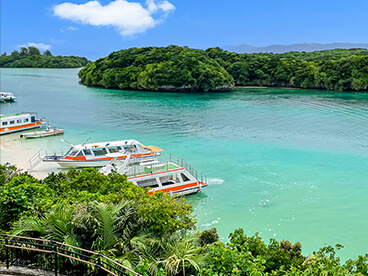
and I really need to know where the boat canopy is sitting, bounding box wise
[143,145,164,152]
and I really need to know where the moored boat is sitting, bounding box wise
[0,92,17,102]
[99,154,207,196]
[20,125,64,139]
[42,139,163,168]
[0,112,46,135]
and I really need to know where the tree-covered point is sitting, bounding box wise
[79,46,368,92]
[0,46,89,68]
[1,163,368,275]
[78,45,234,92]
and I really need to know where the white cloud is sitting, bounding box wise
[67,26,79,31]
[157,1,175,13]
[53,0,175,36]
[18,43,51,51]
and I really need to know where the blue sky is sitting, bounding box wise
[2,0,367,61]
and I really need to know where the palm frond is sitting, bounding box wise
[12,216,46,236]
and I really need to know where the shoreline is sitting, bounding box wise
[0,133,61,179]
[234,85,302,90]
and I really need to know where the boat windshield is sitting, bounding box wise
[65,148,79,157]
[68,150,79,157]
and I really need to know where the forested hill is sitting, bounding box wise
[79,46,368,92]
[78,46,234,92]
[208,47,368,91]
[0,46,89,68]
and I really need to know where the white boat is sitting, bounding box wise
[99,153,207,196]
[0,112,46,135]
[0,92,17,102]
[20,125,64,139]
[43,139,163,168]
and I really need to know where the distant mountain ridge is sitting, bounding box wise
[223,43,368,54]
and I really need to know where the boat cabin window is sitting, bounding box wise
[108,146,122,153]
[160,175,180,186]
[16,119,21,123]
[68,149,79,157]
[31,116,35,122]
[2,121,7,126]
[76,151,84,157]
[136,179,159,188]
[92,148,107,156]
[83,149,92,156]
[23,118,29,123]
[9,120,15,125]
[181,173,190,182]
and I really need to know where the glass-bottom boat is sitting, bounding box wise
[99,154,207,196]
[0,112,46,135]
[43,139,162,168]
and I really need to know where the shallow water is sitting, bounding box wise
[1,68,368,260]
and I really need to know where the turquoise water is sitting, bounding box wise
[1,68,368,260]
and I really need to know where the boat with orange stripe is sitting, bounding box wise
[99,153,207,196]
[0,112,46,135]
[43,139,163,168]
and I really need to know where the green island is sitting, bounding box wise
[0,46,89,68]
[78,46,368,92]
[1,163,367,275]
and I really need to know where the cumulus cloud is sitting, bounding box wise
[53,0,175,36]
[18,42,51,51]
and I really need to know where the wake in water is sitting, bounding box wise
[206,177,224,185]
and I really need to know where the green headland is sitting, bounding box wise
[78,46,368,92]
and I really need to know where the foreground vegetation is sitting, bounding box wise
[79,46,368,92]
[0,46,88,68]
[0,163,367,275]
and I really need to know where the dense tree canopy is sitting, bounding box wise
[0,46,89,68]
[205,47,368,91]
[79,46,368,92]
[78,45,234,92]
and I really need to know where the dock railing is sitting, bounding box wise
[0,234,141,276]
[167,154,207,185]
[28,149,65,171]
[28,149,42,171]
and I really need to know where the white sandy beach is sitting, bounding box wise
[0,132,63,179]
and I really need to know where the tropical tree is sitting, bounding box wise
[43,49,52,56]
[19,47,29,56]
[28,46,41,55]
[161,234,205,276]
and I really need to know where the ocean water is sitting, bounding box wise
[1,68,368,260]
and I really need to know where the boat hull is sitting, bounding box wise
[0,122,44,135]
[148,181,203,196]
[0,99,16,102]
[43,158,114,168]
[21,129,64,139]
[43,154,154,168]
